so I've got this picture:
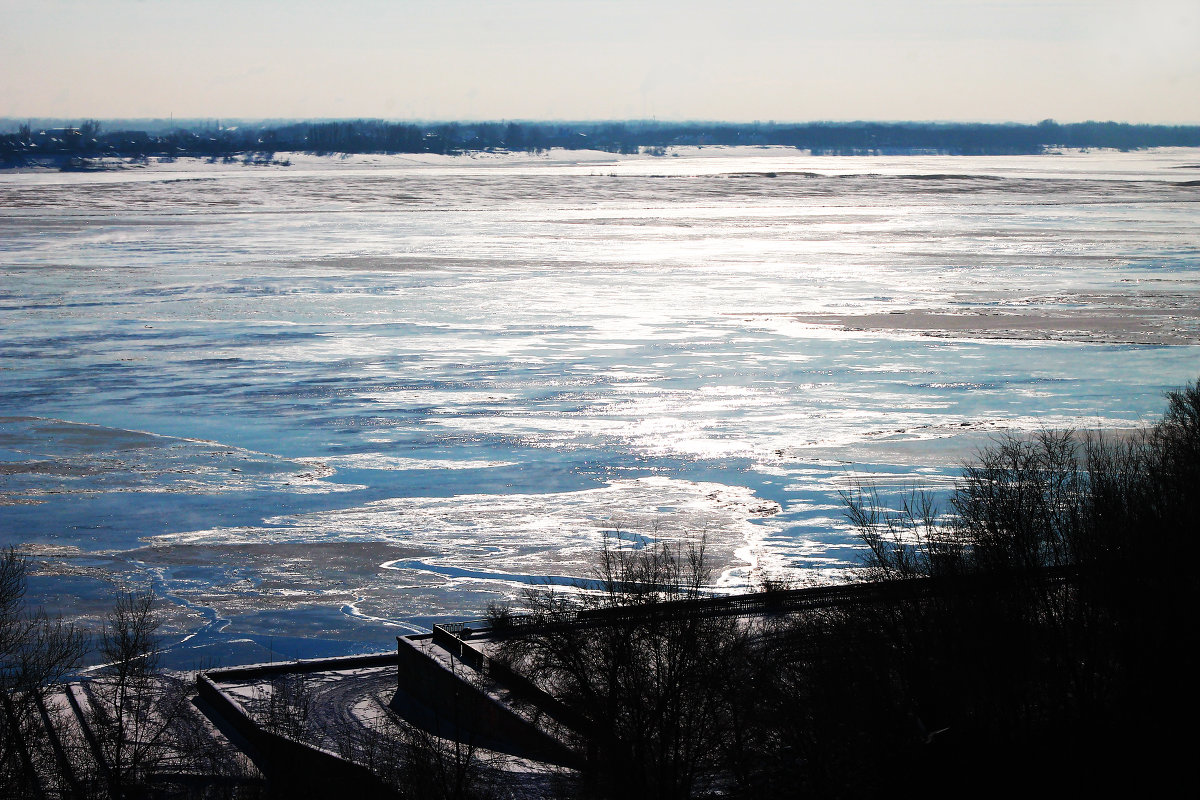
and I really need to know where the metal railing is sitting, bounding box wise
[487,566,1079,634]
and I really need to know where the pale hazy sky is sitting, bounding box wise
[2,0,1197,123]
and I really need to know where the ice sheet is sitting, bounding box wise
[3,147,1198,660]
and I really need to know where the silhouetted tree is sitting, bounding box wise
[85,591,191,798]
[496,535,754,800]
[0,547,85,799]
[834,378,1200,795]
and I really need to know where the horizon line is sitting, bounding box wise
[4,116,1200,128]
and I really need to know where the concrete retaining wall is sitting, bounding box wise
[432,627,595,739]
[204,651,399,683]
[196,673,394,798]
[396,635,580,768]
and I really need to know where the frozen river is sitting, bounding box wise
[2,146,1198,665]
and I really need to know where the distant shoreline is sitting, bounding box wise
[4,119,1200,170]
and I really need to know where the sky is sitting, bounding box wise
[2,0,1198,123]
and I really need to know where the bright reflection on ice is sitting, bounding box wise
[2,147,1198,658]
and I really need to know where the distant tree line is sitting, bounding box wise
[3,118,1200,166]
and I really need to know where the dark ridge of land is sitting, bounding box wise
[3,119,1200,167]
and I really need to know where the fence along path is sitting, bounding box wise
[491,566,1077,633]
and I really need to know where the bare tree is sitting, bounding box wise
[85,591,190,797]
[322,665,506,800]
[840,484,952,580]
[495,534,754,800]
[262,673,313,742]
[828,377,1200,796]
[0,547,85,798]
[390,712,499,800]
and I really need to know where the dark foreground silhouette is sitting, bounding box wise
[4,378,1198,798]
[492,378,1200,799]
